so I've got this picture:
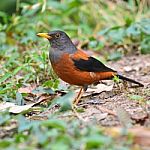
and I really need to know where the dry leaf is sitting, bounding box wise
[123,66,133,72]
[18,84,36,94]
[0,102,16,111]
[9,103,35,113]
[87,84,113,93]
[0,96,50,114]
[0,102,35,114]
[76,83,114,97]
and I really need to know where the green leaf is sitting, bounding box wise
[42,119,67,131]
[0,66,23,84]
[12,66,23,76]
[85,134,111,149]
[16,92,24,106]
[42,79,60,89]
[140,19,150,35]
[126,24,141,37]
[18,115,36,132]
[51,91,76,112]
[129,94,143,101]
[50,143,69,150]
[89,40,104,51]
[0,32,6,43]
[107,51,123,61]
[14,133,28,143]
[0,140,11,148]
[32,86,54,95]
[0,111,11,125]
[0,72,11,84]
[113,75,120,83]
[140,36,150,54]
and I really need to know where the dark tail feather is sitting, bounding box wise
[117,74,144,87]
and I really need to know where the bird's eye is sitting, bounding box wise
[55,33,60,38]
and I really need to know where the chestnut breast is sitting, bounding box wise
[51,53,114,86]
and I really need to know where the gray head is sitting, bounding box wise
[37,30,77,52]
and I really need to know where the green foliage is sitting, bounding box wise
[107,51,123,61]
[113,75,120,83]
[0,112,132,149]
[99,19,150,55]
[0,111,11,125]
[51,91,76,112]
[128,94,147,104]
[129,94,143,101]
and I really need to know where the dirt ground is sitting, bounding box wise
[1,54,150,149]
[41,54,150,127]
[77,54,150,127]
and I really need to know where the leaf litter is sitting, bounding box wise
[0,54,150,148]
[25,55,150,129]
[2,55,150,123]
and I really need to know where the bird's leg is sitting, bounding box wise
[74,87,83,105]
[74,85,88,105]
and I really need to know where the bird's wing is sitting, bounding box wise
[71,50,115,72]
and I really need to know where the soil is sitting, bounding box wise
[1,54,150,149]
[77,54,150,127]
[43,54,150,127]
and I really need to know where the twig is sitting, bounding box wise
[94,105,117,116]
[72,106,86,122]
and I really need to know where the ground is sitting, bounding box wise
[0,54,150,149]
[42,54,150,127]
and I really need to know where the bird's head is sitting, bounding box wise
[37,30,76,52]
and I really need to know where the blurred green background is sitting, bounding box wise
[1,0,150,47]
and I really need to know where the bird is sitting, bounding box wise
[37,30,144,104]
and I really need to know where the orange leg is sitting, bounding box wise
[74,87,84,105]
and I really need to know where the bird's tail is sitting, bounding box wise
[117,74,144,87]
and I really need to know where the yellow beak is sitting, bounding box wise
[37,33,52,40]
